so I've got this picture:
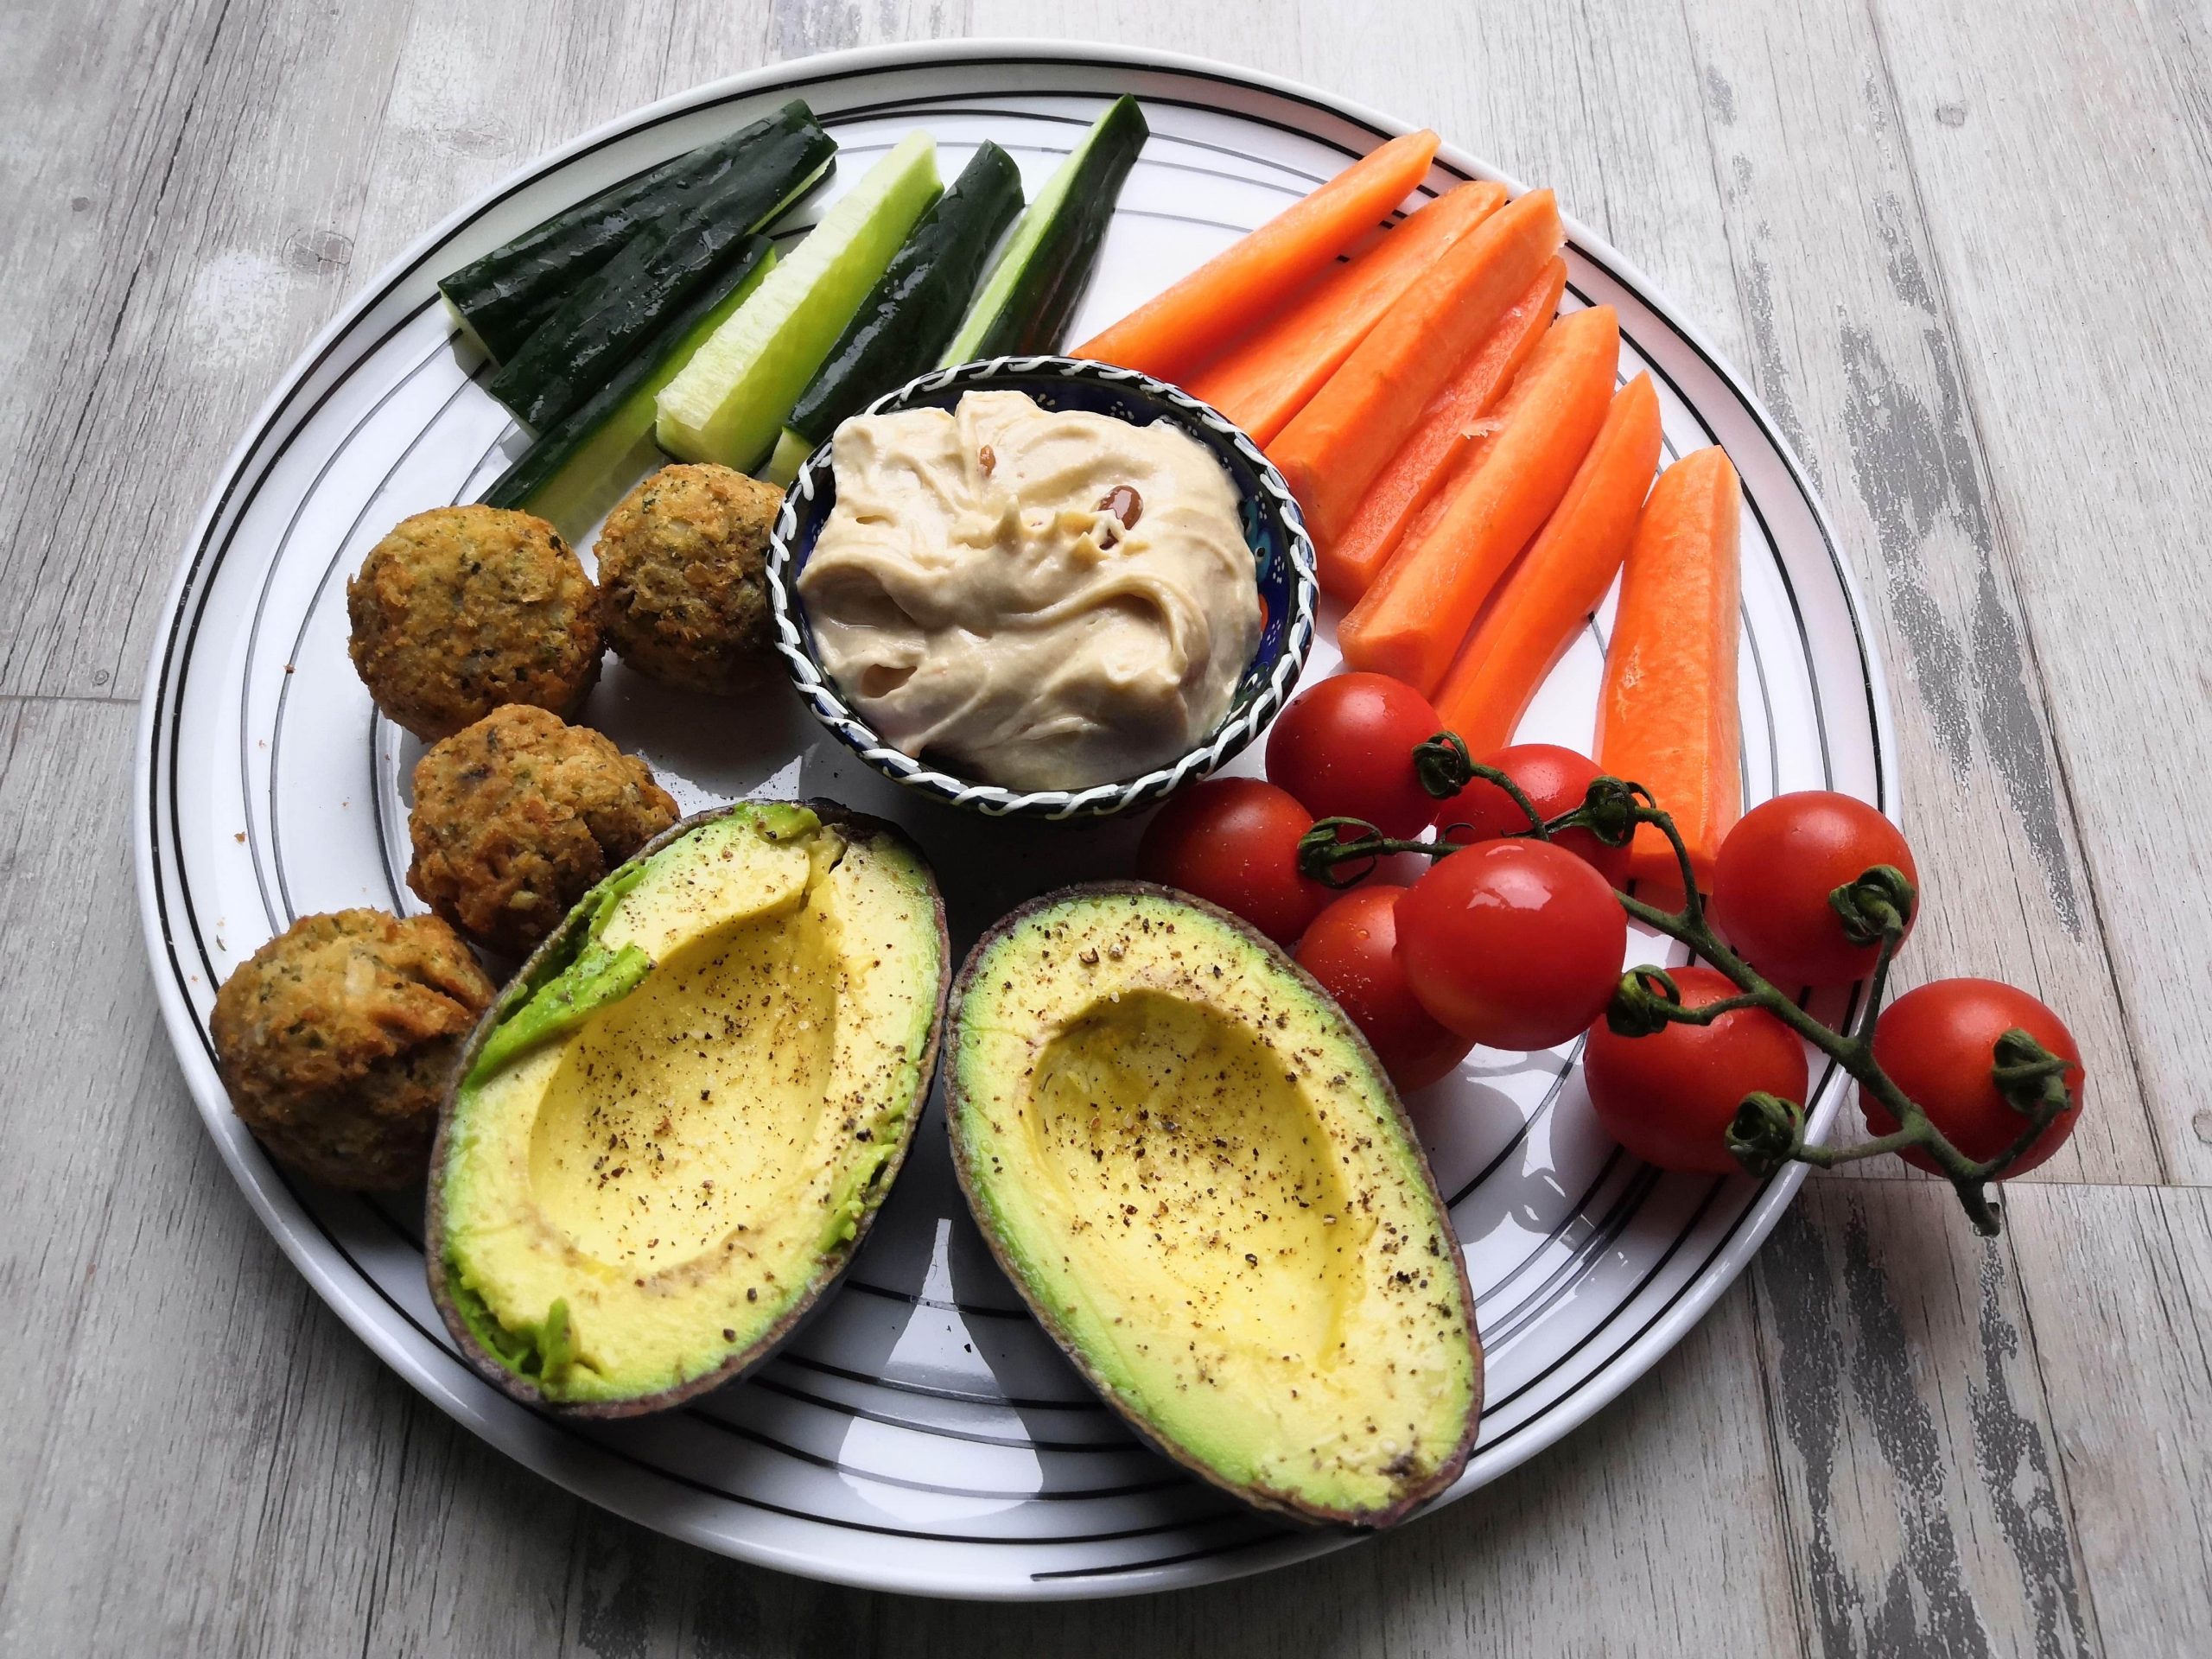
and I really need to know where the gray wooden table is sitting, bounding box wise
[4,1,2208,1653]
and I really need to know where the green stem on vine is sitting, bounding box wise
[1308,747,2075,1237]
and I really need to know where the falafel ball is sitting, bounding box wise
[211,909,496,1190]
[407,704,680,959]
[594,463,782,695]
[346,504,602,741]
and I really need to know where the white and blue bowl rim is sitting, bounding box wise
[766,353,1319,821]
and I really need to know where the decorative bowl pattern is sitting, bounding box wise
[766,353,1319,819]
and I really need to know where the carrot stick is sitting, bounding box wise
[1185,181,1508,445]
[1593,446,1744,902]
[1318,256,1566,601]
[1433,372,1663,753]
[1071,129,1442,384]
[1336,303,1620,693]
[1268,190,1564,555]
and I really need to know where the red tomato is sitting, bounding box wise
[1266,671,1445,838]
[1582,966,1809,1174]
[1709,791,1919,988]
[1862,979,2082,1176]
[1434,744,1631,887]
[1136,778,1329,944]
[1296,886,1472,1092]
[1395,840,1628,1050]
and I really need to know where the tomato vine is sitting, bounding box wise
[1297,746,2075,1236]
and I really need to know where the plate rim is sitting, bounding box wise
[132,35,1896,1600]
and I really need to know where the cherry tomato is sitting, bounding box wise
[1709,791,1919,988]
[1266,672,1445,838]
[1861,978,2082,1176]
[1296,886,1472,1092]
[1435,744,1631,887]
[1136,778,1329,944]
[1582,966,1808,1174]
[1395,840,1628,1050]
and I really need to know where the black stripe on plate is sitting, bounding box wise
[143,49,1883,1590]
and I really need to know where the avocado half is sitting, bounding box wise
[426,799,949,1417]
[945,882,1482,1527]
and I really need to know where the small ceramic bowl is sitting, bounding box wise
[765,354,1319,819]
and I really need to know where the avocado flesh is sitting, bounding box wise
[948,886,1481,1525]
[431,803,945,1412]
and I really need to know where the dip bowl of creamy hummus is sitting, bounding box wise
[766,356,1317,819]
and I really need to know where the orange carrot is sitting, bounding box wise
[1071,129,1442,383]
[1319,256,1567,601]
[1268,190,1564,555]
[1185,181,1508,444]
[1433,373,1664,753]
[1336,303,1620,693]
[1593,446,1744,902]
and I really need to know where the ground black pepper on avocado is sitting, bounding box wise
[945,882,1480,1528]
[426,802,950,1417]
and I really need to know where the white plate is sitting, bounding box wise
[136,41,1893,1599]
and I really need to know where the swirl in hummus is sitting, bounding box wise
[796,391,1260,792]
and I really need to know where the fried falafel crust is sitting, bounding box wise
[346,505,602,741]
[407,704,679,959]
[595,463,780,696]
[210,910,496,1190]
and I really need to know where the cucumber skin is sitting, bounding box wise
[439,101,830,363]
[481,238,776,536]
[486,143,802,435]
[784,143,1024,447]
[946,97,1148,364]
[656,132,943,473]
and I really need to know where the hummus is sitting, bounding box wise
[797,390,1261,792]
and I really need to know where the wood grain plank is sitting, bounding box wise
[0,0,413,702]
[2006,1184,2212,1657]
[764,0,976,60]
[540,1275,1801,1659]
[0,5,2190,1659]
[0,697,564,1656]
[1856,0,2212,1183]
[0,697,165,1598]
[966,0,2157,1192]
[0,706,1809,1659]
[0,0,229,693]
[1751,1178,2098,1659]
[1666,0,2157,1186]
[340,0,687,291]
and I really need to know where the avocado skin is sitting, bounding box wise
[944,880,1484,1529]
[423,798,950,1420]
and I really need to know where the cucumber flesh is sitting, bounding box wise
[481,241,777,541]
[439,100,830,363]
[942,97,1148,364]
[766,141,1025,483]
[764,427,817,487]
[487,177,771,435]
[655,131,943,473]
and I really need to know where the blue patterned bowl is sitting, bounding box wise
[766,355,1318,819]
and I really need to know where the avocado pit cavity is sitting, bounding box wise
[1027,988,1357,1370]
[947,886,1481,1524]
[429,803,948,1413]
[526,900,838,1277]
